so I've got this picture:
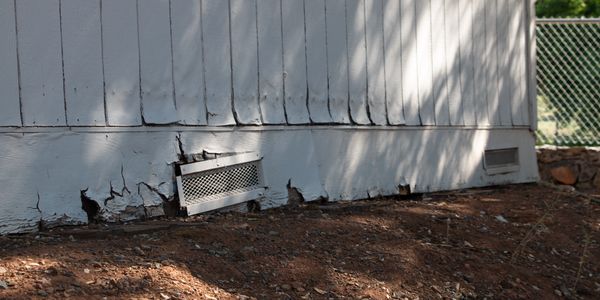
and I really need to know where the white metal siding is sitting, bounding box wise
[0,0,532,128]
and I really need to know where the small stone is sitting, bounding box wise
[83,268,90,274]
[594,173,600,190]
[134,247,146,256]
[268,231,279,236]
[0,280,8,289]
[314,287,327,295]
[464,241,474,248]
[141,244,152,251]
[281,284,292,291]
[0,267,7,274]
[37,290,48,297]
[495,215,509,223]
[44,266,58,276]
[160,293,171,300]
[550,166,577,185]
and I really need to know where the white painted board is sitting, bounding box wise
[415,0,435,125]
[400,0,420,125]
[257,0,286,124]
[229,0,260,125]
[472,0,489,126]
[0,0,21,126]
[509,0,529,126]
[305,0,331,123]
[202,0,235,125]
[61,0,105,126]
[281,0,310,124]
[102,0,142,126]
[445,0,464,126]
[346,0,371,125]
[326,0,350,124]
[138,0,178,125]
[365,0,387,125]
[459,0,476,125]
[171,0,208,125]
[485,0,501,125]
[497,0,513,126]
[383,0,404,125]
[16,0,65,126]
[430,0,450,126]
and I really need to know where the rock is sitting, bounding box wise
[594,174,600,190]
[0,280,8,289]
[550,166,577,185]
[0,266,7,274]
[314,287,327,295]
[134,247,146,256]
[281,284,292,291]
[37,290,49,297]
[495,215,509,223]
[160,293,171,300]
[578,165,597,182]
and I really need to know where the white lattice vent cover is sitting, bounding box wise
[176,153,265,216]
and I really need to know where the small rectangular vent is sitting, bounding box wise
[177,153,264,215]
[484,148,520,175]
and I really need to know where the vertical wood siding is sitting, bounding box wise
[0,0,21,126]
[0,0,531,128]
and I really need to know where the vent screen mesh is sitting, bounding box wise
[181,161,262,205]
[485,148,519,167]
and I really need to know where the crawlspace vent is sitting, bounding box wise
[176,153,264,215]
[484,148,520,175]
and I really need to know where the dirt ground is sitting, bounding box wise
[1,183,599,300]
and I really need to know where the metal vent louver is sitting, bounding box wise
[484,148,520,175]
[177,153,264,215]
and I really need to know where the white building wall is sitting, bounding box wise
[0,0,538,234]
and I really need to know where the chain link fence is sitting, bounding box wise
[536,19,600,146]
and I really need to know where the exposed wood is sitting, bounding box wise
[202,0,236,125]
[0,0,21,126]
[459,0,476,126]
[281,0,310,124]
[305,0,331,123]
[137,0,178,125]
[346,0,371,125]
[382,0,405,125]
[16,0,66,126]
[472,0,489,126]
[497,0,513,126]
[415,0,435,126]
[445,0,464,126]
[485,0,501,126]
[431,0,450,126]
[400,0,420,125]
[326,0,350,124]
[230,0,261,125]
[102,0,142,126]
[171,0,208,125]
[257,0,286,124]
[61,0,105,126]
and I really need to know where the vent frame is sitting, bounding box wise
[483,148,520,175]
[176,153,265,216]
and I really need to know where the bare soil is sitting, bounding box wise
[1,183,599,300]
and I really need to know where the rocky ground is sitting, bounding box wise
[0,183,599,300]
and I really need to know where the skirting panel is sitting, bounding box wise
[0,128,538,234]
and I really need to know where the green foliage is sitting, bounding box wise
[536,0,600,17]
